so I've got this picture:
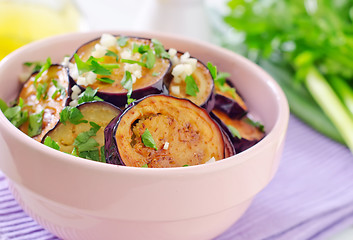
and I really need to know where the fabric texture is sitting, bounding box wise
[0,115,352,240]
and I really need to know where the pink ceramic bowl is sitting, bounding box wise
[0,31,289,240]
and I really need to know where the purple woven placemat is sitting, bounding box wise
[0,115,352,240]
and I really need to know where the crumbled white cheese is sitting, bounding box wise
[71,85,81,100]
[205,157,216,164]
[92,43,107,58]
[163,142,169,150]
[85,71,97,85]
[124,63,142,79]
[181,57,197,72]
[69,99,78,107]
[180,52,190,62]
[69,63,79,80]
[170,86,180,95]
[172,63,193,83]
[77,76,87,86]
[61,56,70,67]
[120,49,132,59]
[100,33,117,48]
[168,48,179,66]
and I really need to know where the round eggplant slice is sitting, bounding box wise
[105,95,225,168]
[214,81,248,119]
[69,34,171,107]
[167,51,215,112]
[18,64,70,142]
[42,101,121,162]
[211,109,265,153]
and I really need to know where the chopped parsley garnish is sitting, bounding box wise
[120,59,147,68]
[3,98,28,127]
[133,44,150,54]
[43,136,60,150]
[59,106,87,125]
[97,77,115,84]
[28,110,43,137]
[152,72,160,77]
[245,118,265,132]
[24,61,44,73]
[0,98,8,112]
[73,121,104,162]
[51,79,66,99]
[185,75,199,97]
[117,36,128,47]
[33,57,51,86]
[207,61,235,97]
[77,87,103,104]
[121,71,135,104]
[141,163,149,168]
[36,82,48,100]
[105,50,119,62]
[227,125,242,139]
[142,49,156,69]
[152,38,170,59]
[74,54,119,76]
[141,128,158,150]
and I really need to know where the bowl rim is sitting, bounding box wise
[0,30,289,177]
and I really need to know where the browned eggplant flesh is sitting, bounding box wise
[18,64,70,142]
[43,101,121,162]
[110,95,225,168]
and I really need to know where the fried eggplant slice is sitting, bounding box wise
[42,101,121,162]
[214,81,248,119]
[212,109,265,153]
[69,34,171,107]
[105,95,225,167]
[166,50,215,112]
[18,64,70,141]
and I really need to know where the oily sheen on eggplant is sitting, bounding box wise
[105,95,225,167]
[43,101,121,161]
[166,51,215,112]
[69,35,171,107]
[211,109,265,153]
[214,81,248,119]
[18,64,70,142]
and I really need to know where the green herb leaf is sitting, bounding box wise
[227,125,242,139]
[74,122,101,153]
[43,136,60,150]
[36,82,48,100]
[4,103,28,128]
[28,111,43,137]
[152,38,170,59]
[185,75,199,97]
[244,118,265,132]
[90,60,111,75]
[141,129,158,150]
[100,145,106,163]
[152,72,160,77]
[141,163,148,168]
[120,59,147,68]
[77,87,103,104]
[51,79,66,99]
[121,71,134,101]
[60,106,87,125]
[142,49,156,69]
[0,98,8,112]
[24,61,44,73]
[207,62,217,80]
[79,149,100,161]
[74,54,92,75]
[97,77,115,84]
[105,50,119,62]
[33,57,51,86]
[117,36,128,47]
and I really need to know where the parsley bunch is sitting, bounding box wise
[222,0,353,151]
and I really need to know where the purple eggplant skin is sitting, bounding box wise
[69,35,172,108]
[166,50,216,113]
[210,112,263,154]
[214,93,247,119]
[104,113,125,166]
